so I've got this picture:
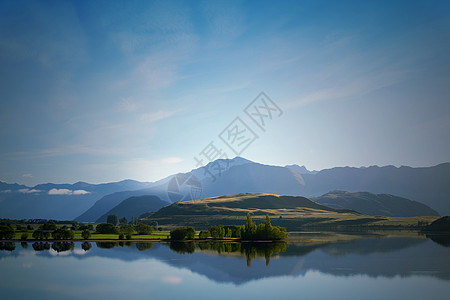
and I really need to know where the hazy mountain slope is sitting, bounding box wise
[0,181,28,192]
[200,162,306,198]
[76,159,450,222]
[196,160,450,215]
[33,179,153,195]
[5,158,449,220]
[285,164,317,174]
[190,156,253,180]
[75,186,169,222]
[96,195,169,223]
[76,158,305,222]
[302,163,450,215]
[313,191,440,217]
[0,180,154,220]
[0,193,98,220]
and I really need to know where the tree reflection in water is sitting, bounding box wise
[169,241,196,254]
[82,241,92,251]
[195,241,287,267]
[52,241,75,253]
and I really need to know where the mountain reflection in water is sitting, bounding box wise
[1,233,450,285]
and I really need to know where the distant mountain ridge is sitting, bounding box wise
[301,163,450,215]
[285,164,317,174]
[68,159,450,221]
[2,157,449,221]
[0,179,154,220]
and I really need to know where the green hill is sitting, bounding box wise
[141,193,438,230]
[313,191,439,217]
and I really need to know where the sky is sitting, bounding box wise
[0,0,449,186]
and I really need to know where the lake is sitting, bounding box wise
[1,232,449,299]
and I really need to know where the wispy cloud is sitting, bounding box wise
[18,188,41,194]
[285,57,409,109]
[48,189,90,195]
[162,157,183,164]
[22,173,33,178]
[140,110,178,123]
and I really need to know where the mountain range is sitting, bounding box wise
[1,157,449,221]
[0,180,154,220]
[313,190,439,217]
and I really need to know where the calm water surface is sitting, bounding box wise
[1,234,449,299]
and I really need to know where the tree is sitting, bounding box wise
[32,230,50,240]
[79,224,94,231]
[130,216,138,225]
[244,213,256,240]
[150,221,158,229]
[222,225,243,238]
[96,223,118,234]
[52,228,75,240]
[40,221,57,231]
[107,214,119,226]
[119,217,128,225]
[81,230,91,239]
[170,227,195,240]
[135,224,153,235]
[20,232,29,240]
[209,226,225,239]
[120,224,135,235]
[241,213,287,240]
[265,214,272,228]
[199,230,210,239]
[0,226,14,239]
[71,221,79,230]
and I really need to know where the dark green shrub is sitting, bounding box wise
[170,227,195,240]
[135,224,153,235]
[96,223,118,234]
[81,230,91,239]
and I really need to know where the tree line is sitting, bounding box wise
[169,214,288,241]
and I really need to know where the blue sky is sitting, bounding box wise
[1,0,449,185]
